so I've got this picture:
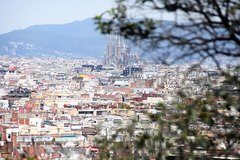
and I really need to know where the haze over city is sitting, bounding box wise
[0,0,239,160]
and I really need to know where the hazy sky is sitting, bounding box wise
[0,0,115,34]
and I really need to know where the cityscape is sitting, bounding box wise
[0,44,238,159]
[0,0,239,160]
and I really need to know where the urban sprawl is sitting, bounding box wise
[0,36,239,159]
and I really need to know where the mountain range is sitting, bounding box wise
[0,18,107,59]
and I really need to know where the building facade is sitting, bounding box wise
[104,32,140,69]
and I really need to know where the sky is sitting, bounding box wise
[0,0,115,34]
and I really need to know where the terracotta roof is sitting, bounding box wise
[86,74,97,79]
[0,109,7,113]
[99,95,115,99]
[20,75,26,79]
[9,67,17,71]
[9,80,15,86]
[18,146,60,159]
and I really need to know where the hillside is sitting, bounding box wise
[0,18,107,59]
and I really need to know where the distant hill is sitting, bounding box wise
[0,18,237,65]
[0,18,107,59]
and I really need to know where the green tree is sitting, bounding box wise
[94,0,240,159]
[95,0,240,65]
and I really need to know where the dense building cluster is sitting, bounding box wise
[0,56,238,159]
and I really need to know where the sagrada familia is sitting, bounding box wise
[103,32,140,69]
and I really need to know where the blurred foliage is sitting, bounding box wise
[96,73,240,159]
[94,0,240,159]
[94,0,240,64]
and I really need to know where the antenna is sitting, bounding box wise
[137,37,139,55]
[109,34,112,65]
[105,35,109,65]
[128,39,132,77]
[115,31,118,66]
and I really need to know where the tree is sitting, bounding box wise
[94,0,240,159]
[95,0,240,65]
